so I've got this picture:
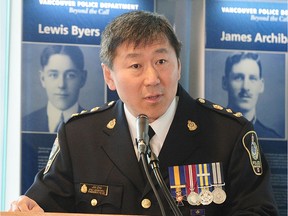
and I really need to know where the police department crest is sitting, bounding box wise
[242,131,263,176]
[43,137,60,174]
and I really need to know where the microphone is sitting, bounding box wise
[136,114,149,154]
[136,114,167,216]
[136,114,183,216]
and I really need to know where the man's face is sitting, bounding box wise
[40,54,86,110]
[223,58,264,113]
[102,37,181,122]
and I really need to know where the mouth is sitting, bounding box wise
[55,93,69,97]
[145,94,162,102]
[239,92,252,99]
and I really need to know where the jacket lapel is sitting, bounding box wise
[142,85,201,196]
[101,101,146,192]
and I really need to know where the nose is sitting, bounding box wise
[242,77,251,91]
[57,75,66,88]
[145,65,160,85]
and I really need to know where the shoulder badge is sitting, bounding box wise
[43,136,60,175]
[242,131,263,176]
[67,101,116,123]
[196,98,244,121]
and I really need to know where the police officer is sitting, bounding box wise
[9,11,278,215]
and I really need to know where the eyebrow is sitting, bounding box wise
[125,48,169,59]
[46,69,59,73]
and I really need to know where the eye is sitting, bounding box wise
[65,70,78,79]
[156,59,167,65]
[48,72,58,79]
[249,75,258,81]
[130,64,141,69]
[232,74,244,81]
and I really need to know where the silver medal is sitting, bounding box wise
[199,188,213,205]
[187,191,201,206]
[212,187,226,204]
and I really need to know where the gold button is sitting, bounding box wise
[198,98,205,103]
[141,198,151,209]
[91,199,98,206]
[234,112,243,117]
[213,104,223,110]
[226,108,233,113]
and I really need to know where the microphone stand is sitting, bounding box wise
[138,141,166,216]
[136,114,182,216]
[147,149,183,216]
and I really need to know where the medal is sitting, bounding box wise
[168,165,187,206]
[211,162,226,204]
[197,163,213,205]
[185,165,201,206]
[187,191,201,206]
[212,187,226,204]
[175,190,184,206]
[199,187,213,205]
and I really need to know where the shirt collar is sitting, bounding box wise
[47,102,79,132]
[124,97,179,158]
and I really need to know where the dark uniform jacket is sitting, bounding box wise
[254,119,281,139]
[22,105,84,132]
[26,85,278,216]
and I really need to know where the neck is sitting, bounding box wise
[242,110,255,121]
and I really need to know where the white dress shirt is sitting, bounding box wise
[47,102,80,133]
[124,97,179,160]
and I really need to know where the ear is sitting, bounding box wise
[222,76,228,91]
[101,63,116,91]
[39,70,46,88]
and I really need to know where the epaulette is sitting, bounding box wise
[66,101,116,123]
[196,98,246,122]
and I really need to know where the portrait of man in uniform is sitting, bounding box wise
[205,50,286,139]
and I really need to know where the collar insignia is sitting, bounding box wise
[187,120,197,131]
[107,118,116,129]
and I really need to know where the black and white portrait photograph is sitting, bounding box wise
[205,50,286,139]
[21,43,105,133]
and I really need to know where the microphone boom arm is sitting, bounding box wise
[136,114,182,216]
[147,152,183,216]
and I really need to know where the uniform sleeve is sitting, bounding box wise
[224,121,279,216]
[25,124,76,212]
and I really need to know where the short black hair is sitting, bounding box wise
[225,52,262,78]
[100,11,182,69]
[40,45,85,71]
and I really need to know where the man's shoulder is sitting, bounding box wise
[22,107,47,123]
[23,107,47,118]
[195,98,248,124]
[22,107,49,131]
[254,119,281,138]
[66,100,117,123]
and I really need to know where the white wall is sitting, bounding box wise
[0,0,8,210]
[0,0,22,211]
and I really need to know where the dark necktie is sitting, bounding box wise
[148,126,155,141]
